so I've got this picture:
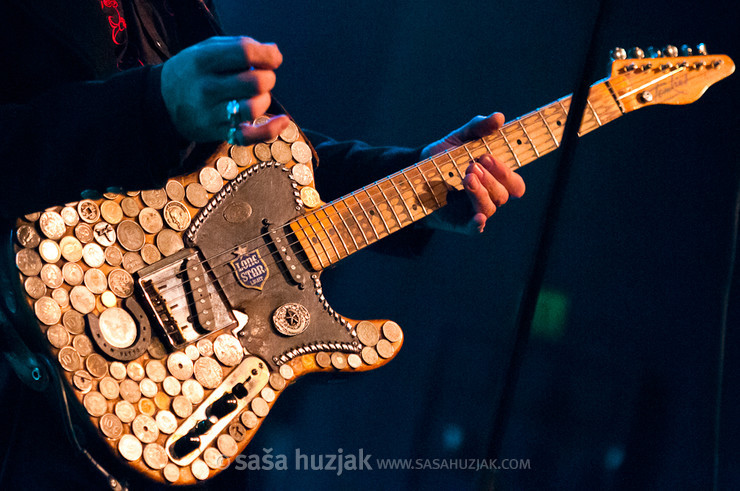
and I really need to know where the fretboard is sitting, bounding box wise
[290,78,624,270]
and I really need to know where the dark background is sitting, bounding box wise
[213,0,739,489]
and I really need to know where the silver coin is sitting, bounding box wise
[101,200,123,225]
[229,145,252,167]
[279,364,294,380]
[213,334,243,367]
[143,360,166,383]
[260,386,275,403]
[191,459,210,481]
[185,344,200,361]
[279,121,299,143]
[141,189,167,210]
[330,352,347,370]
[193,356,223,389]
[216,156,239,180]
[132,414,159,443]
[72,334,93,357]
[347,353,362,369]
[217,434,238,457]
[240,410,258,429]
[46,324,69,348]
[138,207,163,234]
[163,201,191,232]
[291,141,312,163]
[171,395,193,418]
[84,268,108,294]
[166,180,185,201]
[39,211,66,240]
[100,413,123,440]
[140,378,158,399]
[77,200,101,224]
[59,235,83,262]
[269,373,286,391]
[182,379,205,404]
[74,222,94,243]
[156,229,184,257]
[118,434,143,462]
[167,352,193,381]
[291,163,313,185]
[35,296,62,326]
[122,252,145,273]
[40,264,63,289]
[196,338,213,357]
[251,397,269,418]
[110,361,127,380]
[69,285,95,314]
[382,320,402,342]
[82,242,105,268]
[16,224,41,248]
[83,391,107,417]
[105,245,124,266]
[24,276,46,299]
[120,197,140,218]
[127,361,145,381]
[86,353,109,378]
[93,221,116,247]
[62,309,85,334]
[163,463,180,483]
[162,376,181,396]
[58,346,82,371]
[147,337,167,359]
[186,182,209,208]
[376,339,395,359]
[143,443,168,470]
[204,447,226,470]
[199,167,223,194]
[38,242,61,267]
[361,346,378,365]
[52,287,69,307]
[155,410,178,435]
[356,321,379,347]
[15,248,43,276]
[116,220,145,251]
[99,377,120,400]
[315,352,331,369]
[60,206,80,227]
[62,262,84,286]
[114,400,136,424]
[140,243,161,264]
[108,268,134,298]
[270,140,292,163]
[24,211,41,221]
[254,142,272,162]
[228,422,248,442]
[73,369,93,393]
[119,379,142,404]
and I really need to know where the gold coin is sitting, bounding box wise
[46,324,69,348]
[138,207,163,234]
[62,262,84,286]
[229,145,252,166]
[60,236,83,262]
[356,321,379,347]
[118,434,143,462]
[86,353,109,378]
[16,224,41,248]
[39,211,66,239]
[38,239,61,263]
[186,182,209,208]
[254,142,272,162]
[83,391,107,417]
[100,413,123,440]
[166,180,185,201]
[141,189,167,210]
[138,398,157,417]
[193,356,223,389]
[216,156,239,179]
[143,443,168,470]
[115,400,137,423]
[24,276,46,299]
[58,346,82,371]
[35,296,62,326]
[16,248,43,276]
[154,391,171,410]
[73,369,93,393]
[101,200,123,225]
[77,200,100,224]
[99,376,120,400]
[299,187,321,208]
[375,339,395,359]
[163,201,191,231]
[291,141,312,164]
[270,140,292,163]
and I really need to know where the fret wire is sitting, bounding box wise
[557,99,580,137]
[446,151,466,180]
[304,218,331,268]
[586,100,602,126]
[481,136,494,154]
[518,119,540,158]
[363,187,391,235]
[537,108,560,147]
[401,171,429,215]
[416,165,442,208]
[331,203,360,252]
[376,181,404,228]
[321,207,350,256]
[388,176,415,221]
[352,194,380,240]
[343,199,370,245]
[316,213,343,262]
[499,129,521,167]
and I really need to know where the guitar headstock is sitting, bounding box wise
[607,44,734,113]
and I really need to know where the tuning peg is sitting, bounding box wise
[646,46,662,58]
[628,47,645,59]
[663,45,679,57]
[680,44,693,56]
[696,43,707,55]
[610,47,627,60]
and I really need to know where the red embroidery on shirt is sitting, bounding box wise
[100,0,127,45]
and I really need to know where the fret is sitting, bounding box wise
[499,129,522,167]
[586,100,602,126]
[556,99,578,136]
[319,207,350,256]
[537,108,560,147]
[375,181,404,229]
[330,203,360,252]
[352,194,380,240]
[342,199,370,245]
[388,176,415,222]
[305,217,334,267]
[446,151,466,180]
[518,119,540,157]
[363,187,391,235]
[401,171,428,215]
[416,165,443,208]
[481,136,495,154]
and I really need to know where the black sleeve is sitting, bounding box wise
[305,130,434,257]
[0,64,187,220]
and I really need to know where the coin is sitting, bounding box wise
[215,156,238,180]
[82,354,105,380]
[299,187,321,208]
[77,200,100,223]
[182,379,204,404]
[279,121,299,143]
[228,422,247,442]
[163,201,191,231]
[347,353,362,369]
[140,378,158,398]
[35,297,62,326]
[115,400,137,423]
[330,352,347,370]
[99,413,123,440]
[84,391,107,417]
[143,443,168,470]
[93,222,116,247]
[53,287,70,307]
[204,447,226,469]
[139,243,161,265]
[196,339,213,357]
[199,167,223,194]
[229,145,252,166]
[147,337,167,359]
[99,377,120,399]
[60,236,83,262]
[138,398,155,416]
[120,197,140,218]
[240,410,258,429]
[167,352,193,381]
[62,262,84,286]
[69,286,95,314]
[260,387,275,403]
[74,222,94,243]
[141,189,167,210]
[16,224,41,248]
[110,361,127,380]
[253,143,272,162]
[171,395,193,418]
[279,364,294,380]
[193,356,222,389]
[119,379,142,403]
[291,141,312,163]
[361,346,378,365]
[192,459,209,481]
[138,207,163,234]
[217,434,238,457]
[46,324,69,348]
[116,220,145,251]
[356,321,379,346]
[58,206,79,227]
[118,434,143,462]
[24,276,46,299]
[142,360,165,384]
[100,200,123,225]
[186,183,209,208]
[383,321,402,343]
[213,335,243,367]
[39,211,66,239]
[270,140,292,163]
[163,463,180,483]
[83,268,107,294]
[291,163,313,185]
[155,410,177,435]
[107,268,135,298]
[315,352,331,368]
[162,376,181,396]
[72,334,93,357]
[58,346,82,371]
[38,239,61,263]
[73,370,93,392]
[154,391,170,410]
[185,344,200,361]
[15,248,42,276]
[132,414,159,443]
[23,211,41,221]
[269,373,286,391]
[60,311,83,336]
[165,180,185,201]
[82,242,105,267]
[156,229,184,257]
[103,246,123,267]
[122,252,145,273]
[127,361,145,381]
[375,339,394,359]
[251,397,269,418]
[40,264,63,289]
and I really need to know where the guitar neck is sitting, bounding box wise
[292,78,624,269]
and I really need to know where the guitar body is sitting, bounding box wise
[6,125,402,485]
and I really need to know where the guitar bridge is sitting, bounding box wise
[137,248,236,348]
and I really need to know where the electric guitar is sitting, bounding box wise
[4,46,733,485]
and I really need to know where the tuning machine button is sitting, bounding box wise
[628,47,644,59]
[696,43,707,55]
[610,47,627,60]
[663,45,679,57]
[680,44,693,56]
[646,46,662,58]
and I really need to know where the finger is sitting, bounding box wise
[239,115,291,145]
[238,92,273,121]
[467,162,510,207]
[478,154,526,198]
[456,112,505,141]
[212,70,277,102]
[463,172,497,220]
[197,36,283,73]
